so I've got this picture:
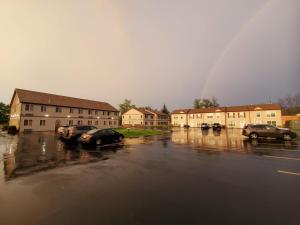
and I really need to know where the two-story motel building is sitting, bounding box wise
[9,89,119,132]
[171,104,282,128]
[122,108,170,127]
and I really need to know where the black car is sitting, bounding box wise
[201,123,210,130]
[62,125,97,141]
[212,123,222,130]
[242,124,297,141]
[79,129,124,145]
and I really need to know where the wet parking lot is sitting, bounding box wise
[0,128,300,225]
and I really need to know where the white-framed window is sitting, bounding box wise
[228,112,235,118]
[256,112,261,118]
[41,105,47,112]
[25,104,34,111]
[207,113,213,119]
[40,120,46,126]
[56,107,62,113]
[266,111,276,117]
[24,119,32,126]
[238,112,245,118]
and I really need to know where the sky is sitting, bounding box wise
[0,0,299,111]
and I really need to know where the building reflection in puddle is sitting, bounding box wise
[171,128,245,151]
[2,132,124,181]
[171,128,299,153]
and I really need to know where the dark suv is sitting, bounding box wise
[62,125,97,141]
[242,124,297,141]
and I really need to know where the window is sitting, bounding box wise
[103,111,106,115]
[88,120,92,125]
[109,121,112,125]
[78,109,83,114]
[228,112,235,118]
[77,120,81,125]
[238,112,245,118]
[141,115,143,119]
[56,107,62,113]
[40,120,46,126]
[114,112,118,116]
[266,112,276,117]
[41,105,47,112]
[95,121,99,126]
[256,112,261,118]
[114,121,116,125]
[207,113,213,119]
[88,109,92,115]
[103,121,106,125]
[25,104,34,111]
[24,119,32,126]
[69,120,73,126]
[70,108,74,113]
[95,110,98,115]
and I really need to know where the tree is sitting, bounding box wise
[0,102,10,124]
[193,97,219,109]
[278,93,300,115]
[161,104,170,115]
[119,99,136,115]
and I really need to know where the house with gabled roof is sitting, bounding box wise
[9,88,119,131]
[122,108,170,127]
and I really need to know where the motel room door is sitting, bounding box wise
[55,120,61,132]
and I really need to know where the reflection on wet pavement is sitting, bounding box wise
[0,129,299,181]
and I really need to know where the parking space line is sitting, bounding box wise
[264,155,300,161]
[277,170,300,176]
[255,148,300,152]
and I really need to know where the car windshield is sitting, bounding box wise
[87,129,101,134]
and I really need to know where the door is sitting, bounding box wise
[55,120,61,132]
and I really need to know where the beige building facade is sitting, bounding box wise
[9,89,119,132]
[122,108,170,127]
[171,104,282,128]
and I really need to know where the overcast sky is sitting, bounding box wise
[0,0,299,110]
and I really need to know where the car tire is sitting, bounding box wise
[250,133,258,139]
[96,139,102,145]
[283,133,292,141]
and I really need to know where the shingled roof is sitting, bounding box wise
[171,104,281,114]
[11,88,118,111]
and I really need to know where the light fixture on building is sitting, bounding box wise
[45,114,49,117]
[97,116,100,119]
[67,115,71,118]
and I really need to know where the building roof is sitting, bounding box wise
[171,109,191,114]
[143,108,169,116]
[135,108,155,115]
[171,104,281,114]
[11,88,118,111]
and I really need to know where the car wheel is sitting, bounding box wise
[96,139,102,145]
[283,134,292,141]
[250,133,258,139]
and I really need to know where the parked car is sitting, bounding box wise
[79,129,124,145]
[62,125,97,141]
[57,125,69,136]
[212,123,222,130]
[201,123,210,130]
[242,124,297,141]
[183,124,190,129]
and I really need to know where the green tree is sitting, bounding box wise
[161,104,170,115]
[193,97,219,109]
[119,99,136,115]
[0,102,10,124]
